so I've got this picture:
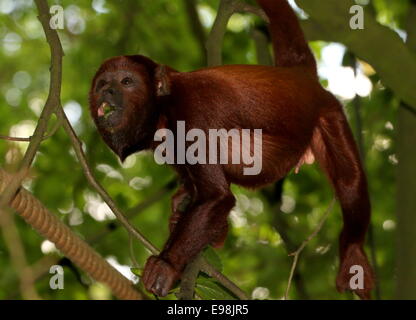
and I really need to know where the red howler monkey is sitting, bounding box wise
[89,0,374,299]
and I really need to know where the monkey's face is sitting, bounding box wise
[89,56,160,161]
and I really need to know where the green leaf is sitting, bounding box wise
[130,268,143,277]
[203,246,223,272]
[195,278,236,300]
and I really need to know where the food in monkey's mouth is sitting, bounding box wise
[98,101,118,119]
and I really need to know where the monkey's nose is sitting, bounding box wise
[103,87,115,95]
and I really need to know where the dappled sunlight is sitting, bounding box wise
[251,287,270,300]
[13,71,31,89]
[382,219,396,231]
[106,256,139,284]
[8,120,36,151]
[5,87,22,106]
[96,163,124,180]
[119,154,137,168]
[227,13,252,33]
[63,100,83,126]
[3,32,21,55]
[280,195,296,214]
[319,43,373,99]
[69,208,84,226]
[372,134,392,152]
[129,176,152,191]
[29,96,45,116]
[84,191,116,221]
[92,0,110,14]
[41,240,58,254]
[197,4,215,29]
[65,5,86,35]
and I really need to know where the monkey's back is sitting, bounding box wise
[168,64,325,141]
[164,65,330,187]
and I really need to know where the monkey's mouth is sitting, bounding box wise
[97,101,120,119]
[96,101,124,129]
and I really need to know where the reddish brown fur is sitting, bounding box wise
[89,0,374,299]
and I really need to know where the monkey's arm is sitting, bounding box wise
[142,164,235,297]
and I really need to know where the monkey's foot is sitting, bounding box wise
[142,255,180,297]
[336,244,375,300]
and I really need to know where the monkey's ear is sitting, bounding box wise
[155,65,171,97]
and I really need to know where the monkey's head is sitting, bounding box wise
[89,55,171,161]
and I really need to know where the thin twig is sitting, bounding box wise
[0,117,62,143]
[400,102,416,116]
[57,107,159,254]
[177,254,203,300]
[200,258,249,299]
[129,233,140,268]
[284,198,336,300]
[87,180,176,244]
[0,135,31,142]
[0,0,64,211]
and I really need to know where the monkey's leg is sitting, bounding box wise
[311,104,374,299]
[142,165,235,296]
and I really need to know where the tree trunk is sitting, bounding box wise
[396,0,416,299]
[396,105,416,299]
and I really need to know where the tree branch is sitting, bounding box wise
[177,254,203,300]
[206,0,267,66]
[56,107,159,254]
[0,0,63,212]
[183,0,207,64]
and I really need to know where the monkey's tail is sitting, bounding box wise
[256,0,317,76]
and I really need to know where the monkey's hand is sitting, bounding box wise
[142,255,180,297]
[336,244,375,300]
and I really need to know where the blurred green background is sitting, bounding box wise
[0,0,415,300]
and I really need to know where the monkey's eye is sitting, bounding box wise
[96,80,107,92]
[121,77,133,86]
